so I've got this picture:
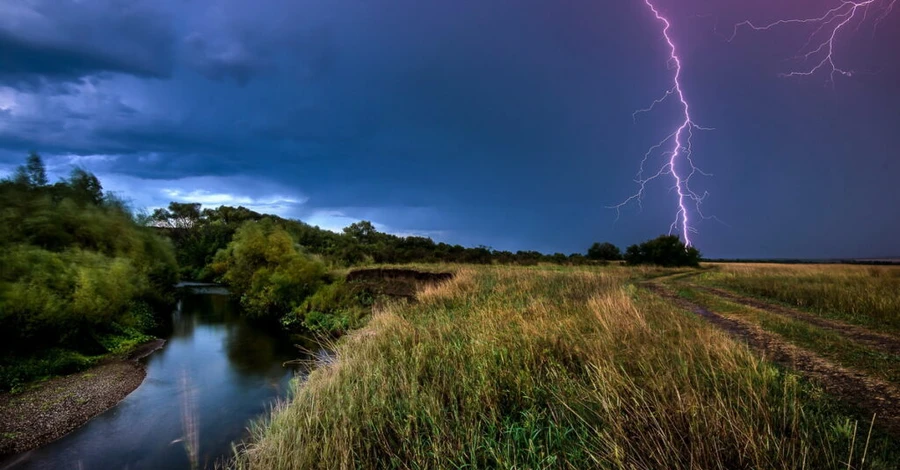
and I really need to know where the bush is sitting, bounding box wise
[287,279,374,333]
[624,235,701,267]
[0,154,177,387]
[587,242,622,261]
[212,220,330,321]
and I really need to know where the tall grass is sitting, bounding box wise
[676,286,900,385]
[232,266,898,469]
[696,264,900,334]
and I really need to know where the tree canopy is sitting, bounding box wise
[587,242,622,261]
[623,235,701,267]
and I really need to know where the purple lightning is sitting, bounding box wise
[731,0,898,83]
[612,0,711,247]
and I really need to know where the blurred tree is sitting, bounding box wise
[13,152,49,187]
[0,153,178,379]
[587,242,622,261]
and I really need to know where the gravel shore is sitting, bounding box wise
[0,339,165,457]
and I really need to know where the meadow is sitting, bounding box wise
[231,264,900,469]
[692,263,900,334]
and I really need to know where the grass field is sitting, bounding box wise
[693,263,900,335]
[231,265,900,469]
[675,285,900,386]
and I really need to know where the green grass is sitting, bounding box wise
[676,285,900,386]
[232,266,900,469]
[695,263,900,335]
[0,325,154,393]
[0,349,98,394]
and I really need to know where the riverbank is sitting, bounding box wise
[0,339,165,458]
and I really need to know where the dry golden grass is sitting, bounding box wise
[231,265,899,469]
[696,263,900,334]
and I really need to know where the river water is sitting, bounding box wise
[4,292,321,470]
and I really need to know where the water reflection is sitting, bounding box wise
[2,293,317,470]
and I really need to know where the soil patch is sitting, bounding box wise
[0,339,165,458]
[644,283,900,436]
[346,268,453,284]
[346,268,453,299]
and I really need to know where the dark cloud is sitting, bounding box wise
[183,33,267,86]
[0,0,898,257]
[0,0,174,86]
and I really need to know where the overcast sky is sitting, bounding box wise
[1,0,898,258]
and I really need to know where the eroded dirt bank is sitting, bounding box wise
[0,339,165,458]
[346,268,454,299]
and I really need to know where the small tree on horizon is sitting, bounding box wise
[624,235,701,267]
[12,152,49,187]
[587,242,622,261]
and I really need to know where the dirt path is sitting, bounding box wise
[0,339,165,457]
[643,283,900,435]
[688,284,900,356]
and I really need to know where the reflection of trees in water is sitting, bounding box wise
[223,321,295,376]
[169,293,316,380]
[170,299,196,338]
[170,294,239,338]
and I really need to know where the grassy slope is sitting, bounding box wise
[694,263,900,335]
[233,265,898,469]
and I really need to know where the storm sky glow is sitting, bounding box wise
[0,0,898,258]
[731,0,898,82]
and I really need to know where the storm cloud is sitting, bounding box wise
[1,0,898,257]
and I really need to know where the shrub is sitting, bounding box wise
[624,235,701,267]
[287,279,373,333]
[587,242,622,261]
[212,220,329,321]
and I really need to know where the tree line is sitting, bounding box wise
[150,202,700,281]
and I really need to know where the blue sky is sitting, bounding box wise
[1,0,898,258]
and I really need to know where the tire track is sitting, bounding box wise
[643,283,900,436]
[688,284,900,356]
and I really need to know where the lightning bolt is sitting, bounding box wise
[731,0,898,83]
[612,0,711,247]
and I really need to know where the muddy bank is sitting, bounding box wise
[0,339,165,458]
[346,268,453,284]
[346,268,453,299]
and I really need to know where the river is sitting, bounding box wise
[3,291,322,470]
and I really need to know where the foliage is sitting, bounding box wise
[0,323,153,393]
[286,279,374,333]
[211,220,330,321]
[0,153,177,390]
[148,203,264,280]
[624,234,701,267]
[153,205,607,277]
[587,241,622,260]
[12,152,49,187]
